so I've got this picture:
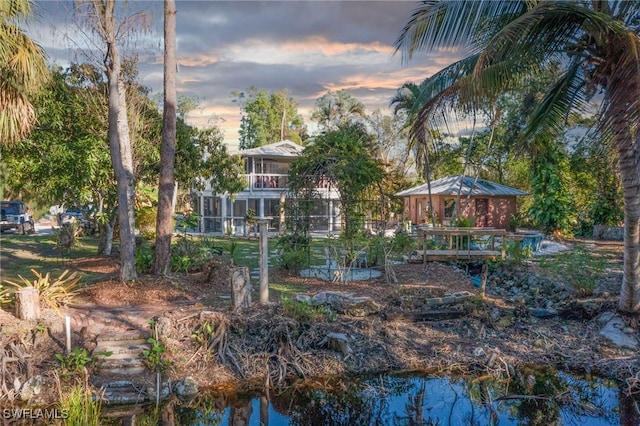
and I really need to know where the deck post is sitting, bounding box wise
[257,218,269,304]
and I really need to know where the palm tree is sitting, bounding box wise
[390,81,437,226]
[0,0,49,143]
[312,90,366,131]
[395,1,640,314]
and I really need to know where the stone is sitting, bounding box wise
[599,314,639,350]
[146,381,171,400]
[155,316,172,338]
[304,291,381,317]
[20,375,43,401]
[319,332,353,358]
[530,308,558,319]
[174,376,198,397]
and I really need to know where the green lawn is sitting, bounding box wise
[0,233,99,282]
[0,233,336,300]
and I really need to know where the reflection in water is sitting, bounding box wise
[163,371,627,425]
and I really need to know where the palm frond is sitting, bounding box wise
[395,0,528,62]
[521,58,586,153]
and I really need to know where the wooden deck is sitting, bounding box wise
[412,226,525,263]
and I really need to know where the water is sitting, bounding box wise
[162,369,631,425]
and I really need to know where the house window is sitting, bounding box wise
[203,197,220,216]
[444,198,456,218]
[476,198,488,215]
[233,200,247,218]
[264,199,280,216]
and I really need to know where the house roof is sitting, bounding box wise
[396,175,528,197]
[233,140,304,158]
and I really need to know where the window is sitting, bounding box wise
[444,198,456,218]
[475,198,488,215]
[203,197,220,216]
[233,200,247,217]
[264,199,281,217]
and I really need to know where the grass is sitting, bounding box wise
[536,245,611,296]
[0,233,99,283]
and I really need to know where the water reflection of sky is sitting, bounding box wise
[183,373,621,425]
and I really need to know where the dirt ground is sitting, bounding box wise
[2,237,639,406]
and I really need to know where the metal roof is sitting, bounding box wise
[396,175,528,197]
[232,140,304,158]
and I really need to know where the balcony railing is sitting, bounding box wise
[250,174,289,190]
[203,174,336,193]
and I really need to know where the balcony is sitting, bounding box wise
[249,174,289,190]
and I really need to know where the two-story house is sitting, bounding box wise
[194,140,341,235]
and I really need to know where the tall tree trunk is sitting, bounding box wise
[615,118,640,314]
[103,0,137,282]
[154,0,178,276]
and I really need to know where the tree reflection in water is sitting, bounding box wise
[159,370,626,425]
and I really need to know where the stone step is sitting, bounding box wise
[96,331,151,343]
[93,377,170,405]
[94,342,150,357]
[97,360,149,377]
[98,387,148,405]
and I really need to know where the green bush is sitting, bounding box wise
[3,269,80,313]
[276,233,310,272]
[281,296,336,322]
[278,248,309,273]
[135,246,154,274]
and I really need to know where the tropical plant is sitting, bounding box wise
[0,0,49,144]
[143,336,169,372]
[312,90,366,131]
[55,348,95,374]
[3,269,80,313]
[395,0,640,313]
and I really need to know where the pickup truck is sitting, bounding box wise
[0,201,35,234]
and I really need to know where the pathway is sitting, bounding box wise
[62,303,179,404]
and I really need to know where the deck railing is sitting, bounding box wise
[413,226,525,262]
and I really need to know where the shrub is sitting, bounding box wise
[54,222,81,250]
[3,269,80,313]
[278,248,310,273]
[281,296,336,322]
[135,246,154,274]
[56,377,102,426]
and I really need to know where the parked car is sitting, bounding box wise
[0,201,35,234]
[59,210,84,224]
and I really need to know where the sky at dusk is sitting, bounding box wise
[28,1,463,147]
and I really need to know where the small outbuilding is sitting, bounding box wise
[396,175,528,229]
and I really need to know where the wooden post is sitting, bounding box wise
[480,262,489,299]
[230,267,251,311]
[279,192,286,236]
[257,219,269,304]
[15,287,40,320]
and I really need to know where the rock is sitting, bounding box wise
[319,332,353,358]
[472,347,485,357]
[146,381,171,400]
[174,376,198,397]
[530,308,558,319]
[20,375,43,401]
[155,316,172,338]
[303,291,381,317]
[599,314,639,350]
